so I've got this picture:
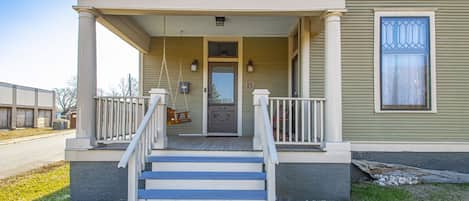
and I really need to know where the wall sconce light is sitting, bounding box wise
[191,59,198,72]
[215,16,226,26]
[246,59,255,73]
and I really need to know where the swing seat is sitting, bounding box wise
[167,107,192,125]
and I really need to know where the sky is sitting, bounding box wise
[0,0,139,92]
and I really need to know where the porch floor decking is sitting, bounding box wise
[93,135,321,151]
[166,136,253,151]
[93,135,253,151]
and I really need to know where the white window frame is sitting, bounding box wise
[374,9,437,113]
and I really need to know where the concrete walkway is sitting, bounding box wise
[0,130,75,179]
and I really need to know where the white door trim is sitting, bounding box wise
[202,37,243,136]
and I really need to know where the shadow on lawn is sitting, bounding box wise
[33,186,70,201]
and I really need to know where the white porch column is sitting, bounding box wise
[67,8,97,149]
[150,88,168,149]
[252,89,270,150]
[324,11,344,143]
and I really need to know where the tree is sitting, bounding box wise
[109,74,138,96]
[55,76,77,115]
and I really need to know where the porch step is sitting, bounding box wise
[150,156,264,172]
[140,171,266,180]
[147,156,263,163]
[140,154,267,200]
[138,189,267,200]
[141,171,266,190]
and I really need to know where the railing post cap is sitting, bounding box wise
[252,89,270,96]
[149,88,168,95]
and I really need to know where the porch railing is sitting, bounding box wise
[117,93,166,201]
[269,97,325,146]
[95,96,150,143]
[255,94,279,201]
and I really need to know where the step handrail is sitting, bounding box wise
[258,96,278,201]
[118,96,161,168]
[117,95,163,201]
[259,96,279,165]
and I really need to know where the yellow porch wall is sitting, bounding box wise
[142,37,288,135]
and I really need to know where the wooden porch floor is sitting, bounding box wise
[94,135,321,151]
[93,135,253,151]
[166,135,253,151]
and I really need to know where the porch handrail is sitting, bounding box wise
[269,96,325,146]
[259,96,279,164]
[258,96,278,201]
[117,95,163,201]
[95,96,150,143]
[117,96,160,168]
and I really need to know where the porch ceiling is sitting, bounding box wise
[77,0,346,16]
[131,15,298,37]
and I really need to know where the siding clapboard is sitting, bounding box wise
[142,37,288,135]
[142,37,204,135]
[339,0,469,141]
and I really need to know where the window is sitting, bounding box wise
[208,42,238,58]
[374,11,436,112]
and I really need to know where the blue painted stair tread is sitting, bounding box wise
[140,171,266,180]
[147,156,263,163]
[138,189,267,200]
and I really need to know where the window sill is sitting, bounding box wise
[374,109,437,114]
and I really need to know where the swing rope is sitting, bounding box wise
[156,17,190,113]
[156,16,177,109]
[174,58,190,112]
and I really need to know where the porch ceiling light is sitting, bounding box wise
[247,59,255,73]
[215,16,226,26]
[191,59,199,72]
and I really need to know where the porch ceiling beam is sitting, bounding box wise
[98,15,151,54]
[309,16,324,38]
[74,6,151,54]
[76,0,345,16]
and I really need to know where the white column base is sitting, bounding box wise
[324,142,351,152]
[66,137,94,150]
[153,137,168,149]
[278,142,351,164]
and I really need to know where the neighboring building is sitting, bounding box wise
[0,82,56,129]
[66,1,469,201]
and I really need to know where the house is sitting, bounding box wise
[65,0,469,200]
[0,82,55,129]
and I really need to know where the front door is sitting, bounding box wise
[208,62,237,134]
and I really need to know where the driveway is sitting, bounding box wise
[0,130,75,179]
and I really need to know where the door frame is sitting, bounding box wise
[207,62,238,134]
[202,37,243,136]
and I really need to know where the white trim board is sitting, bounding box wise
[279,151,351,163]
[65,150,124,161]
[351,141,469,152]
[202,37,243,136]
[373,10,437,113]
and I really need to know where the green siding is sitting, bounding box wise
[143,37,204,135]
[310,32,325,97]
[243,37,289,135]
[341,0,469,141]
[143,37,288,136]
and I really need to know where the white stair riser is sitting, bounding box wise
[152,150,262,157]
[145,179,265,190]
[152,162,263,172]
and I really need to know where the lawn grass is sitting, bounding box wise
[0,128,69,141]
[352,183,414,201]
[1,161,467,201]
[352,183,469,201]
[0,161,70,201]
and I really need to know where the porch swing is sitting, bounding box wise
[157,16,192,125]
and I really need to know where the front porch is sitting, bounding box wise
[66,1,350,200]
